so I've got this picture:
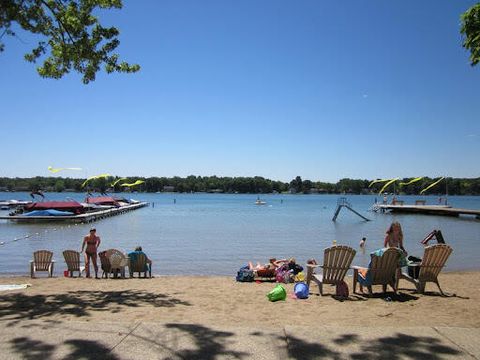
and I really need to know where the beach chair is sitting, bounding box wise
[106,249,128,278]
[128,252,152,278]
[352,248,400,295]
[400,244,452,295]
[99,251,112,278]
[62,250,84,277]
[30,250,55,278]
[306,245,356,295]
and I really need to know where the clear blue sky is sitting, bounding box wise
[1,0,479,182]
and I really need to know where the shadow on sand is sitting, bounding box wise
[0,290,191,325]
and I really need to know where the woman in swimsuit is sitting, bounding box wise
[82,227,101,278]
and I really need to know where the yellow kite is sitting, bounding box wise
[420,177,445,194]
[368,179,391,188]
[81,174,111,188]
[119,180,145,187]
[399,177,424,186]
[378,178,399,195]
[48,166,82,173]
[111,178,127,187]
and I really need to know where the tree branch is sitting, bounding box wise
[39,0,75,44]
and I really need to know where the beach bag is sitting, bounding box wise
[294,271,305,282]
[275,265,291,283]
[290,263,304,275]
[335,280,349,298]
[294,282,309,299]
[267,284,287,302]
[407,256,422,279]
[236,265,254,282]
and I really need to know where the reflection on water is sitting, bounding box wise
[0,193,479,275]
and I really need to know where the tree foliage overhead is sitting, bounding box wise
[0,0,140,83]
[461,2,480,66]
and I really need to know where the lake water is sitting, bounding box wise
[0,193,479,275]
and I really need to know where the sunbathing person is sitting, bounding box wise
[248,258,286,271]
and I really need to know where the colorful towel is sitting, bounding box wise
[357,248,406,286]
[0,284,31,291]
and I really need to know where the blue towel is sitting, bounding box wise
[357,248,406,286]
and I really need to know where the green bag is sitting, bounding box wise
[267,284,287,302]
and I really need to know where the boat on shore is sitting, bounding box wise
[0,196,148,223]
[0,200,32,210]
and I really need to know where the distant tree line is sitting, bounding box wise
[0,176,480,195]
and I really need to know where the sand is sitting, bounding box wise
[0,272,478,328]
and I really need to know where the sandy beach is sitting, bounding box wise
[0,271,479,328]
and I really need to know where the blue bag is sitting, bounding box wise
[236,265,254,282]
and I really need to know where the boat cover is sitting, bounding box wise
[22,209,74,216]
[25,201,84,212]
[86,196,119,206]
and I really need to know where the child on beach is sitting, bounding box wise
[384,221,407,255]
[360,237,366,248]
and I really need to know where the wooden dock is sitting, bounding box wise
[0,202,149,223]
[374,204,480,219]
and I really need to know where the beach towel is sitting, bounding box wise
[256,268,275,278]
[0,284,31,291]
[128,251,149,272]
[357,248,405,286]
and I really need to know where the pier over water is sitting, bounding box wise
[374,204,480,219]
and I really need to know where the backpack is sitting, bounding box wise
[335,280,349,298]
[236,265,254,282]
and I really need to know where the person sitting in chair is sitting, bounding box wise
[128,246,152,272]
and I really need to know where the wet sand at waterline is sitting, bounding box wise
[0,272,478,328]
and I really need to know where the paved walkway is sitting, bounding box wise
[0,320,478,359]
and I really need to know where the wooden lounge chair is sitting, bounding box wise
[352,247,400,295]
[400,244,452,295]
[128,252,152,278]
[306,245,356,295]
[106,249,128,278]
[62,250,84,277]
[30,250,55,278]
